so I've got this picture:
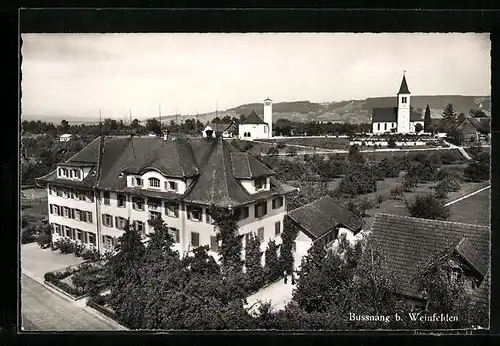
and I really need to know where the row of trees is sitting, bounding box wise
[273,119,372,137]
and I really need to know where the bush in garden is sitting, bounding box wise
[243,142,254,151]
[371,165,385,181]
[436,176,461,193]
[277,142,286,149]
[402,173,418,192]
[377,157,400,178]
[358,198,373,217]
[389,185,404,200]
[21,223,38,244]
[405,194,450,220]
[436,167,464,182]
[55,238,76,254]
[81,248,101,262]
[387,137,397,148]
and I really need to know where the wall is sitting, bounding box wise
[372,122,396,134]
[239,124,268,140]
[294,230,313,271]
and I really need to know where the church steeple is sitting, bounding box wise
[398,72,411,94]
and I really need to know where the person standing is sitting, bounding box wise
[283,270,288,284]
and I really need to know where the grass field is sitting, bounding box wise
[260,137,350,150]
[447,188,490,226]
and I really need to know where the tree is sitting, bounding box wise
[337,163,376,196]
[279,216,299,275]
[209,206,243,274]
[377,157,399,178]
[36,222,52,249]
[348,144,364,164]
[424,104,432,132]
[60,119,70,133]
[146,118,162,136]
[441,103,457,131]
[457,112,466,125]
[464,152,490,182]
[414,123,423,133]
[405,194,449,220]
[264,240,281,284]
[245,233,264,292]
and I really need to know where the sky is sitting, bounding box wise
[21,33,491,120]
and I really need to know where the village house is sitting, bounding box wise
[36,134,298,258]
[458,117,491,143]
[59,133,73,142]
[201,121,238,138]
[369,213,490,310]
[287,196,365,269]
[372,74,424,134]
[239,98,273,140]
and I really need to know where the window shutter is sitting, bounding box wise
[49,204,53,214]
[272,199,276,209]
[102,214,106,226]
[115,217,119,228]
[258,227,264,242]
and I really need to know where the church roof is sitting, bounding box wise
[398,75,411,94]
[241,110,267,125]
[372,107,422,123]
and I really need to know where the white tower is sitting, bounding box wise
[263,97,273,138]
[396,73,411,134]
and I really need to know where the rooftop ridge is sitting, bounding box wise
[374,213,490,229]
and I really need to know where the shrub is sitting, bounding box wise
[55,238,76,254]
[243,142,254,151]
[405,194,450,220]
[267,147,279,156]
[464,152,490,182]
[358,198,373,217]
[377,157,400,178]
[436,167,464,182]
[387,137,397,148]
[402,173,418,192]
[81,248,100,262]
[371,165,385,181]
[390,185,404,200]
[436,176,461,193]
[21,224,38,244]
[277,142,286,149]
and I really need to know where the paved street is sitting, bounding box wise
[21,274,126,331]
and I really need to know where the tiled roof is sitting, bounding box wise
[230,152,274,179]
[241,110,267,125]
[372,108,397,123]
[461,117,490,134]
[37,135,295,208]
[287,196,364,239]
[454,236,488,277]
[369,213,490,304]
[372,107,422,123]
[398,75,411,94]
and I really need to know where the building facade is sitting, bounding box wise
[37,136,297,258]
[372,74,424,134]
[239,98,273,140]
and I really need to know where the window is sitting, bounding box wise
[132,197,144,211]
[187,206,202,221]
[402,96,407,104]
[50,223,55,234]
[149,177,160,188]
[257,227,265,242]
[275,221,281,235]
[78,192,86,201]
[73,169,81,179]
[76,229,83,241]
[272,196,284,209]
[80,211,92,223]
[103,235,114,249]
[54,224,60,235]
[255,201,268,218]
[88,233,96,245]
[58,168,62,176]
[377,123,380,131]
[65,226,71,238]
[237,206,249,220]
[148,197,161,210]
[63,168,68,177]
[52,205,59,216]
[103,191,110,205]
[117,194,126,208]
[135,220,144,234]
[62,189,69,198]
[206,210,213,223]
[191,232,200,247]
[210,236,219,252]
[134,177,143,187]
[102,214,113,227]
[255,177,267,190]
[69,170,73,178]
[149,211,161,221]
[74,209,81,220]
[165,202,179,218]
[168,181,178,192]
[384,123,387,131]
[115,217,127,230]
[63,207,69,218]
[169,228,180,243]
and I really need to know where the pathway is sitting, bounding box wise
[442,139,472,160]
[245,279,295,314]
[21,274,127,331]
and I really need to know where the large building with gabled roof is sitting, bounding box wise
[36,135,297,257]
[372,73,424,134]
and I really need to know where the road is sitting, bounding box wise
[21,274,126,331]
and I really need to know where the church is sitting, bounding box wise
[238,98,273,140]
[371,74,424,134]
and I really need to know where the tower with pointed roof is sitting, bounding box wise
[264,97,273,138]
[396,73,411,133]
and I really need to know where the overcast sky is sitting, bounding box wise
[21,33,491,120]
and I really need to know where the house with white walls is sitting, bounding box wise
[36,134,298,258]
[239,98,273,140]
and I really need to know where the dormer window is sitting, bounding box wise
[133,177,143,187]
[255,176,267,190]
[166,181,178,192]
[149,177,160,188]
[73,169,81,179]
